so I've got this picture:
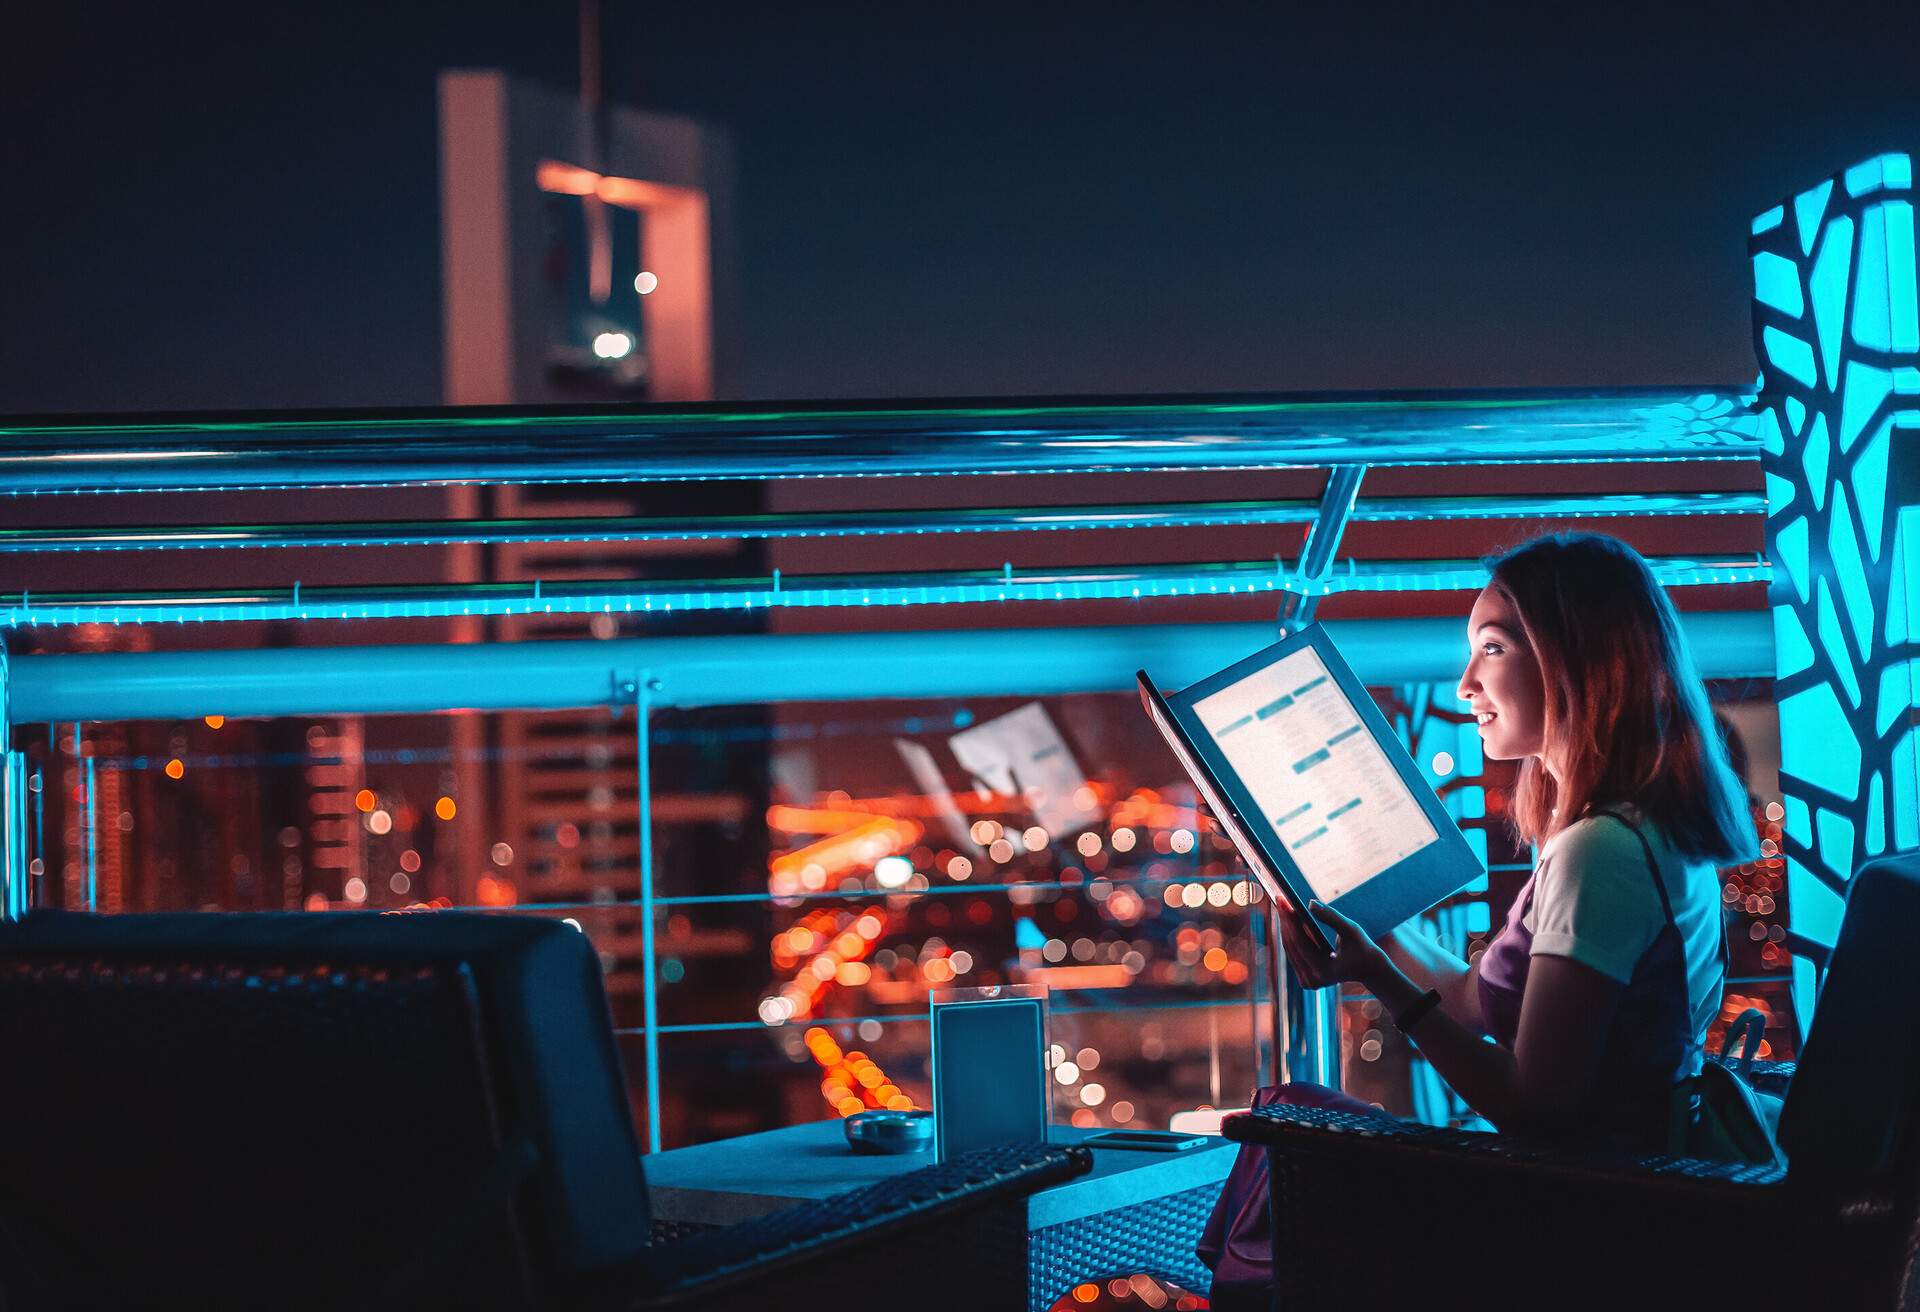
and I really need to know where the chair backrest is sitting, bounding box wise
[1777,854,1920,1189]
[0,911,650,1309]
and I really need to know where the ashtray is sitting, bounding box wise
[843,1109,933,1155]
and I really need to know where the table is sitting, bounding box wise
[643,1122,1236,1311]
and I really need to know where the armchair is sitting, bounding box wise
[1223,854,1920,1309]
[0,911,1087,1311]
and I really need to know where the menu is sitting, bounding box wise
[1191,645,1437,901]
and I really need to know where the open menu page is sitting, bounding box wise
[1191,646,1437,901]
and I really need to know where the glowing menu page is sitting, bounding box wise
[1191,646,1436,902]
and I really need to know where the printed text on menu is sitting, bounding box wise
[1191,647,1437,901]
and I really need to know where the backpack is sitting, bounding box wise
[1673,1006,1786,1167]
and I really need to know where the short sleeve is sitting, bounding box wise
[1528,817,1668,984]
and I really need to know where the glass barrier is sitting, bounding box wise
[11,678,1789,1151]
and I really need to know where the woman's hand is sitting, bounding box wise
[1275,897,1394,992]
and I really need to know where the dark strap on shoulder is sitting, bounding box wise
[1594,806,1733,991]
[1595,808,1675,927]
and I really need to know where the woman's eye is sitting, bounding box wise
[1481,643,1503,656]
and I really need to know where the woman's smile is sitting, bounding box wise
[1458,585,1545,762]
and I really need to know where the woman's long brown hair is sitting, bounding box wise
[1488,533,1756,863]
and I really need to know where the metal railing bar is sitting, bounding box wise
[0,490,1766,554]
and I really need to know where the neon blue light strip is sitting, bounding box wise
[0,490,1767,554]
[0,554,1770,628]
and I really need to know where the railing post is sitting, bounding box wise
[1,637,27,921]
[1265,464,1369,1089]
[632,671,663,1153]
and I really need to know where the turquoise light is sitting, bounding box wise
[1775,515,1811,602]
[1796,179,1834,257]
[1876,660,1909,738]
[1771,601,1816,679]
[1802,413,1830,511]
[1813,578,1860,705]
[1828,487,1873,657]
[1765,326,1818,389]
[1755,154,1920,1035]
[1838,363,1891,453]
[1753,250,1805,318]
[1810,215,1855,389]
[0,556,1769,628]
[1853,208,1894,351]
[1868,772,1887,856]
[1779,675,1860,797]
[1897,731,1920,850]
[1843,152,1914,198]
[1858,421,1892,561]
[1758,408,1785,456]
[1891,202,1919,352]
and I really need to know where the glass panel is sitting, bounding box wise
[12,676,1786,1150]
[649,692,1268,1147]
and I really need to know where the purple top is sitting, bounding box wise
[1475,810,1711,1148]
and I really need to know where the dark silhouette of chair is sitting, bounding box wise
[0,911,1088,1311]
[1223,853,1920,1310]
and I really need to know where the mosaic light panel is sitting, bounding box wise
[1753,153,1920,1029]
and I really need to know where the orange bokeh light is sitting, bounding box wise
[164,758,184,780]
[474,875,517,907]
[354,788,377,813]
[434,796,457,821]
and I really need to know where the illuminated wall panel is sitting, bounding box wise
[1752,153,1920,1028]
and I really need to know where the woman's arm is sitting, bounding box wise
[1379,925,1485,1034]
[1287,901,1625,1136]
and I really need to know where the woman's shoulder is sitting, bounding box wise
[1540,809,1659,876]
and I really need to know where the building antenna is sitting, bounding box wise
[578,0,612,305]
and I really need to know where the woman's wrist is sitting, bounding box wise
[1368,965,1424,1017]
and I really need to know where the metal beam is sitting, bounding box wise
[1278,463,1369,633]
[0,387,1760,493]
[0,552,1770,628]
[5,613,1775,724]
[0,490,1767,554]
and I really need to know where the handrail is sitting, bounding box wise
[0,387,1760,492]
[4,613,1775,720]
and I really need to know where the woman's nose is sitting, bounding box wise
[1457,663,1478,704]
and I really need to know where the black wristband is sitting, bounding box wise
[1394,988,1443,1033]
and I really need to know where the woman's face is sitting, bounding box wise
[1458,586,1547,764]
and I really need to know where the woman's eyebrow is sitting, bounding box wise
[1474,622,1519,641]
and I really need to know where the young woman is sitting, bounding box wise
[1275,531,1756,1146]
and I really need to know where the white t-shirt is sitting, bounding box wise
[1525,806,1724,1064]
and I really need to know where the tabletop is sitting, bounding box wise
[643,1120,1237,1232]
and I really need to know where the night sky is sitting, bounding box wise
[8,3,1920,412]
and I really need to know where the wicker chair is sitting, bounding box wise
[1223,853,1920,1310]
[0,911,1088,1311]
